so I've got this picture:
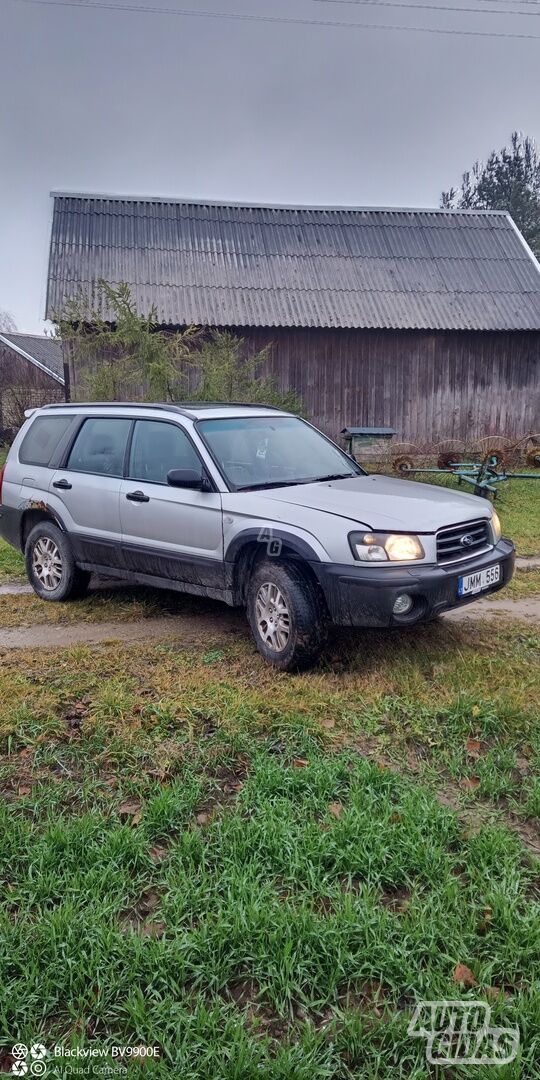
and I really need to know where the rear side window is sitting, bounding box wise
[67,418,131,477]
[128,420,201,484]
[19,415,73,467]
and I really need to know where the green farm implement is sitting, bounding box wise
[392,444,540,499]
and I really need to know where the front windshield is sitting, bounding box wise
[197,415,364,490]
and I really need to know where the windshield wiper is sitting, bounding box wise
[237,472,357,491]
[236,480,304,492]
[308,472,357,483]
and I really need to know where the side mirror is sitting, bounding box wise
[167,468,211,491]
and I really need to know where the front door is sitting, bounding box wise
[119,418,224,589]
[49,416,132,569]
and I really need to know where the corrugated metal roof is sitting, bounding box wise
[0,332,65,383]
[46,195,540,331]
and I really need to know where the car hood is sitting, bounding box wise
[251,475,491,532]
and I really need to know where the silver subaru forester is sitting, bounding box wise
[0,402,514,669]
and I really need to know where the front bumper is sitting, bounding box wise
[312,539,515,628]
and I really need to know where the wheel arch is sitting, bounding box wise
[225,529,323,607]
[20,502,67,549]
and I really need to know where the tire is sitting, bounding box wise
[246,558,328,671]
[25,521,91,602]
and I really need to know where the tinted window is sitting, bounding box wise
[67,418,131,477]
[129,420,201,484]
[19,415,73,467]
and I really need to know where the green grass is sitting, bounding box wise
[0,539,24,582]
[0,447,25,580]
[1,729,539,1077]
[491,568,540,600]
[0,624,538,1075]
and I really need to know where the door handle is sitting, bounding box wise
[126,490,150,503]
[53,479,72,490]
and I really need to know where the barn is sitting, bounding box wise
[46,193,540,443]
[0,332,65,437]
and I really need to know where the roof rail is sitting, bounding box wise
[172,401,287,411]
[40,401,193,417]
[40,400,287,414]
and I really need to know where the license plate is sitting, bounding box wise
[458,564,501,597]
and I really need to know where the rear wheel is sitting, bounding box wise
[25,521,91,602]
[246,559,328,671]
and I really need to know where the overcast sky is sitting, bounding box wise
[1,0,539,332]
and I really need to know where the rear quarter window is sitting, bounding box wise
[19,415,73,467]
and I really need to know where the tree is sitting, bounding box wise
[55,281,303,413]
[0,309,17,332]
[441,132,540,257]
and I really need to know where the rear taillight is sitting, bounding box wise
[0,465,5,505]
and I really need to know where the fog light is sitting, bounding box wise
[393,593,413,615]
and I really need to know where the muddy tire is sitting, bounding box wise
[25,521,91,602]
[246,559,328,671]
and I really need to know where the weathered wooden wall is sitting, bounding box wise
[0,345,64,433]
[240,327,540,443]
[65,326,540,444]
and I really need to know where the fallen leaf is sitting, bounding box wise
[466,738,482,757]
[18,784,31,796]
[477,907,493,934]
[328,801,343,819]
[140,921,166,938]
[18,747,33,759]
[453,963,477,987]
[118,798,143,820]
[195,810,212,825]
[137,888,161,915]
[292,757,309,768]
[223,781,243,795]
[485,985,505,1000]
[321,717,335,730]
[460,777,480,791]
[149,846,168,864]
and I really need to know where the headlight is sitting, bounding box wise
[491,510,502,543]
[349,532,425,562]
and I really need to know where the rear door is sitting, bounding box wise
[119,418,224,589]
[49,416,132,569]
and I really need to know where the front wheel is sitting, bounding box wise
[25,521,91,601]
[246,559,328,671]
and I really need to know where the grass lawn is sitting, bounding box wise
[0,622,539,1075]
[0,443,539,1073]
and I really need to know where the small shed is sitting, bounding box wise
[46,194,540,442]
[0,333,65,436]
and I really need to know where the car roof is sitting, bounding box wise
[33,401,292,421]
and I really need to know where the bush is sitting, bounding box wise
[56,282,304,414]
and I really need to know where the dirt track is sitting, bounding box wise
[0,581,538,649]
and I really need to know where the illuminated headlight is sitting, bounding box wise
[349,532,425,562]
[490,510,502,544]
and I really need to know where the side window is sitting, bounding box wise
[67,418,131,477]
[129,420,201,485]
[19,416,73,467]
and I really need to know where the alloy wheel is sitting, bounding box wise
[32,536,63,591]
[255,582,291,651]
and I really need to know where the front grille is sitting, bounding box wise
[436,518,492,566]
